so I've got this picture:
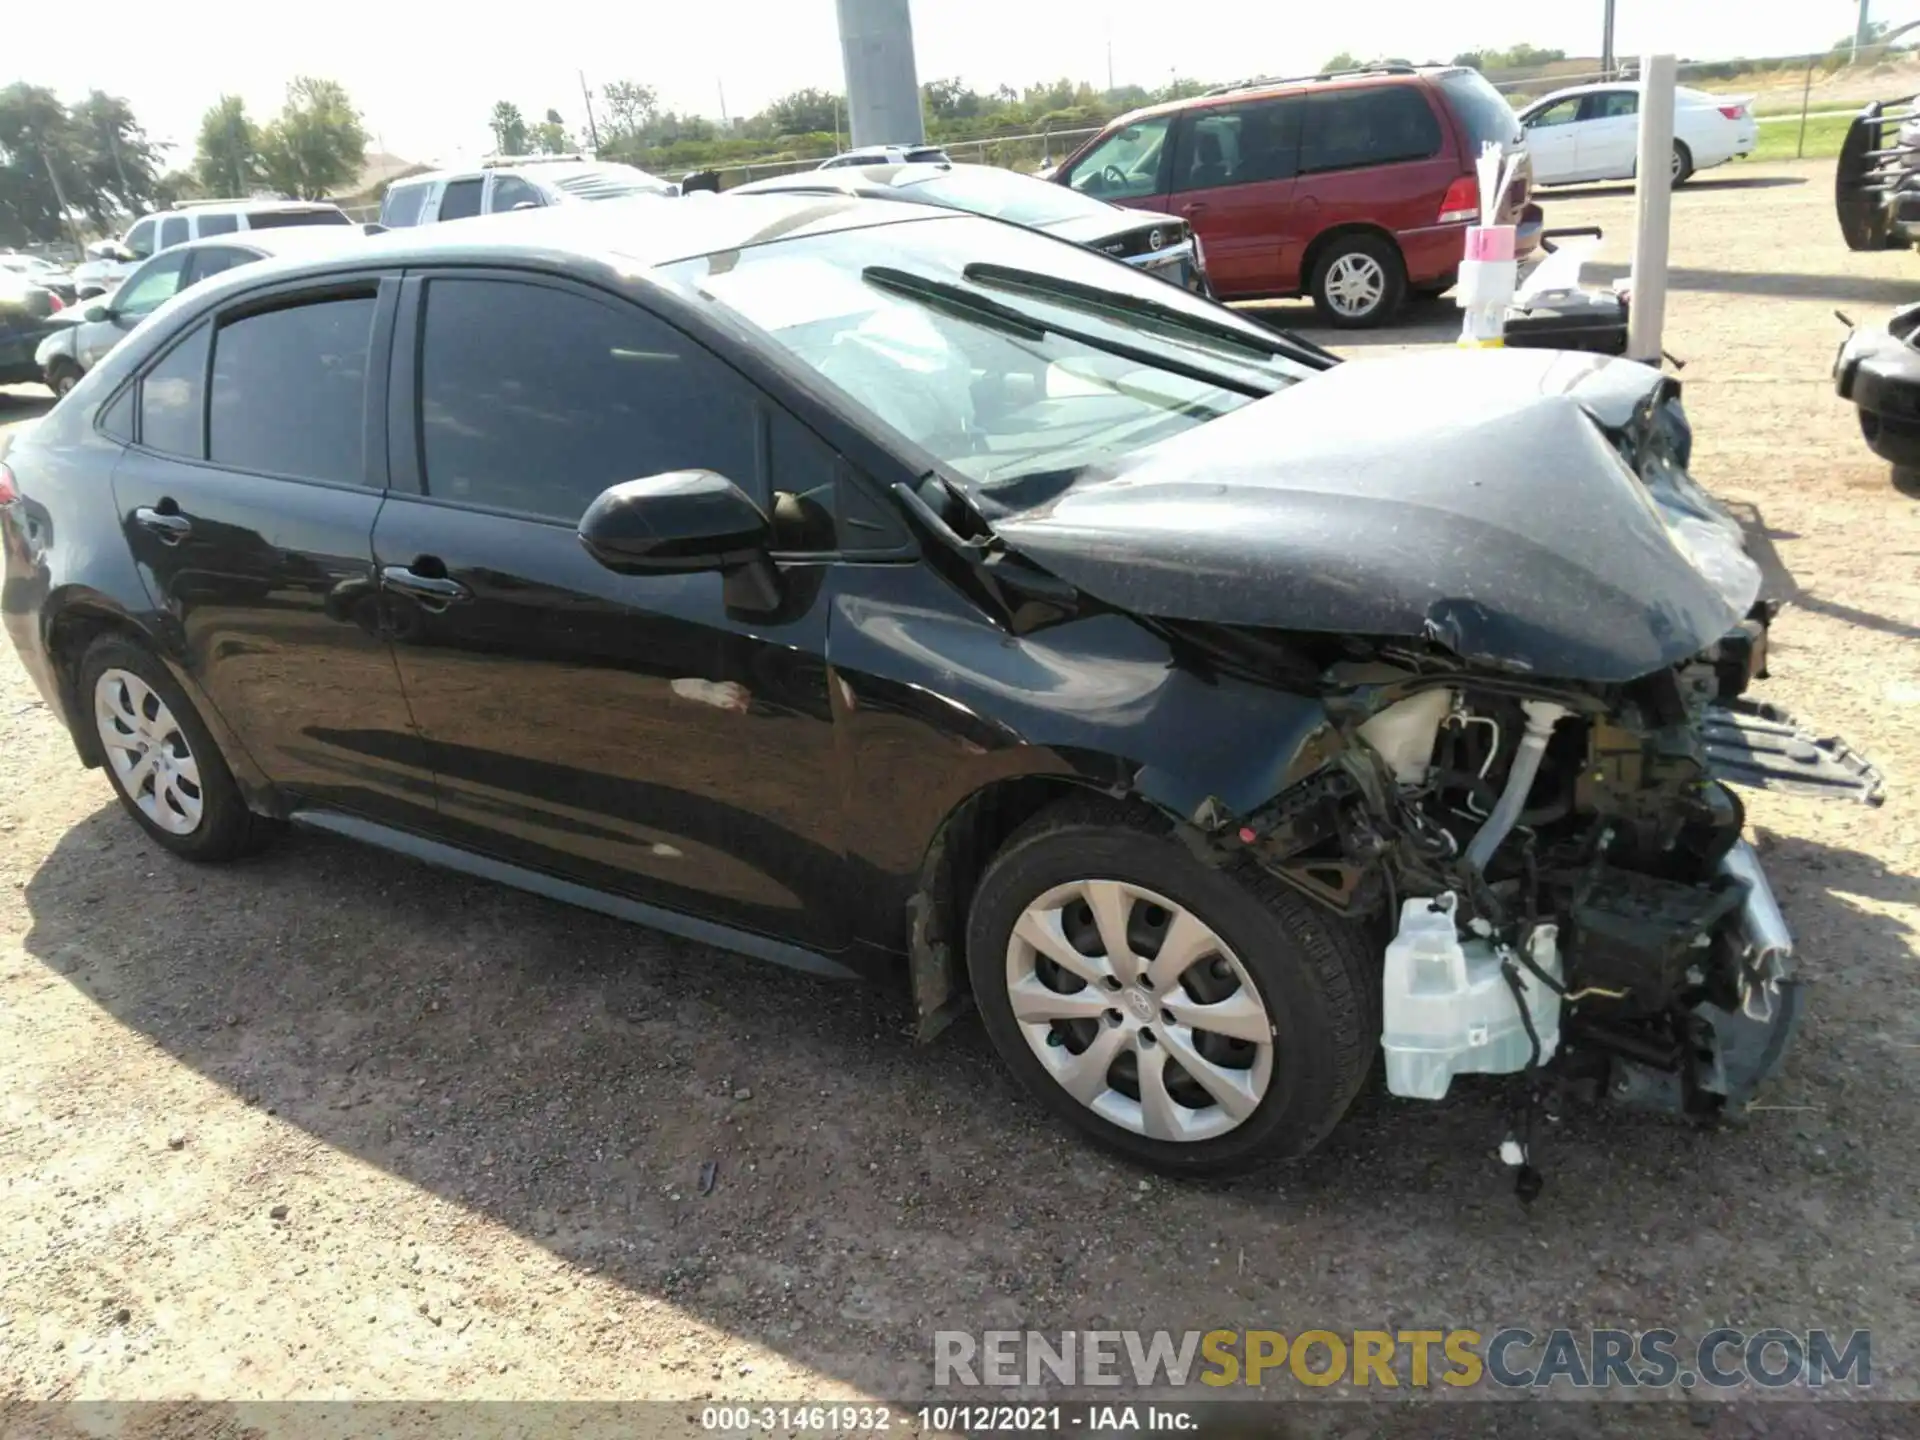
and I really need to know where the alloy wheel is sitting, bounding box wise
[93,668,204,835]
[1323,253,1386,319]
[1004,878,1275,1143]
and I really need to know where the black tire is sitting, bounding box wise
[45,358,80,399]
[76,635,279,862]
[1307,233,1406,328]
[965,798,1377,1176]
[1671,140,1694,187]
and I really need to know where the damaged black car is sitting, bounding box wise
[0,196,1884,1177]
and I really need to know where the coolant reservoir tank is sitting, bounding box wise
[1357,689,1454,786]
[1381,893,1562,1100]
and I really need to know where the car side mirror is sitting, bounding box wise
[83,304,109,323]
[580,471,780,610]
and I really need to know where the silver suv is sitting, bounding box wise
[69,199,354,298]
[378,154,676,227]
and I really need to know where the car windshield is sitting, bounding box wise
[659,214,1309,508]
[891,165,1116,227]
[551,164,674,200]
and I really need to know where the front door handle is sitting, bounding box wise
[381,563,471,610]
[132,505,192,545]
[1181,202,1208,215]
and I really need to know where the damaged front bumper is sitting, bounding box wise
[1835,302,1920,469]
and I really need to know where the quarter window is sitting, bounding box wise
[1300,87,1444,173]
[140,323,210,458]
[208,293,377,486]
[415,278,764,525]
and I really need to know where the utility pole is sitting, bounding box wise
[1601,0,1617,79]
[718,80,729,126]
[1855,0,1874,62]
[1106,27,1115,93]
[578,70,601,153]
[36,141,89,255]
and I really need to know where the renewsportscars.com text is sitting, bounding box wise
[934,1328,1871,1390]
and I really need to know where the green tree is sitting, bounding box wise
[257,77,367,200]
[1321,52,1360,71]
[0,83,96,244]
[489,101,528,155]
[71,91,162,218]
[531,108,572,154]
[923,77,982,122]
[195,94,260,197]
[765,88,843,137]
[600,81,658,141]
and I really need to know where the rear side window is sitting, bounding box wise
[437,179,484,221]
[195,213,239,237]
[1176,96,1303,189]
[158,215,189,250]
[1300,86,1444,174]
[188,246,260,284]
[246,207,352,229]
[209,294,376,485]
[488,175,544,212]
[1434,69,1525,150]
[140,323,210,458]
[382,182,430,227]
[415,277,760,522]
[1584,90,1639,121]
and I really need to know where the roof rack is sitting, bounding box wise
[169,196,257,209]
[1204,64,1418,96]
[480,153,588,168]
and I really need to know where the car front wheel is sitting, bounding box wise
[45,358,80,398]
[965,799,1377,1176]
[1307,234,1406,328]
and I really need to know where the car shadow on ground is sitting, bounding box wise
[0,389,55,428]
[1542,174,1809,202]
[18,781,1916,1399]
[1583,261,1917,306]
[1729,498,1920,642]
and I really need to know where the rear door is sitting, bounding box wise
[1297,83,1453,234]
[108,273,437,825]
[434,177,485,223]
[1576,89,1640,180]
[485,173,546,213]
[371,269,851,948]
[1163,95,1304,298]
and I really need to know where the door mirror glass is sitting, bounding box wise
[579,470,770,574]
[83,304,109,323]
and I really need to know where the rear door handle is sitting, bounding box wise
[132,506,191,544]
[380,563,471,609]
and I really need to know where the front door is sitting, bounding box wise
[1520,95,1585,183]
[1163,96,1305,297]
[373,271,850,950]
[1062,112,1175,214]
[1576,89,1641,180]
[108,277,437,826]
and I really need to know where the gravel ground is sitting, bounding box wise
[0,160,1916,1433]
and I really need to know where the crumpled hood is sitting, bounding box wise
[993,348,1761,683]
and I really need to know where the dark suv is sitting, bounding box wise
[1056,66,1535,326]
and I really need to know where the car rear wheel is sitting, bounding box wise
[1308,234,1406,328]
[79,635,279,862]
[965,799,1377,1176]
[45,358,80,399]
[1671,141,1694,186]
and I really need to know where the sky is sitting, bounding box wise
[12,0,1865,168]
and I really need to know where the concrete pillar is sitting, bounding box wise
[836,0,926,148]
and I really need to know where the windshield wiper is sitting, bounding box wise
[961,261,1333,369]
[860,265,1275,397]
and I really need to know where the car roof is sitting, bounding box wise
[181,192,944,291]
[1100,64,1459,130]
[149,200,344,219]
[394,160,660,185]
[177,227,367,256]
[736,161,967,194]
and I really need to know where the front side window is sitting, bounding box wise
[416,278,760,523]
[158,215,189,250]
[437,178,485,221]
[488,175,544,212]
[1300,86,1444,173]
[208,293,377,485]
[139,323,210,458]
[123,219,156,259]
[662,216,1307,511]
[1067,115,1173,200]
[114,250,192,318]
[1526,97,1583,129]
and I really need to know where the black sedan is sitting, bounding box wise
[0,195,1872,1176]
[729,161,1211,294]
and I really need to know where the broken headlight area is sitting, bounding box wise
[1217,638,1883,1135]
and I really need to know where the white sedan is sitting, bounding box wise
[1517,83,1759,186]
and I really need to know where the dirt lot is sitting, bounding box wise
[2,160,1917,1429]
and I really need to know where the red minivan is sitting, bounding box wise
[1055,66,1535,327]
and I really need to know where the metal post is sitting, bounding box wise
[1797,55,1816,158]
[1601,0,1616,80]
[578,71,601,153]
[1628,54,1676,364]
[1856,0,1874,63]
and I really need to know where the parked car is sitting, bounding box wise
[70,199,355,298]
[0,268,68,387]
[0,253,78,306]
[1518,83,1757,187]
[1052,65,1535,326]
[730,161,1212,293]
[1,195,1879,1176]
[818,143,951,169]
[378,155,676,228]
[35,229,361,397]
